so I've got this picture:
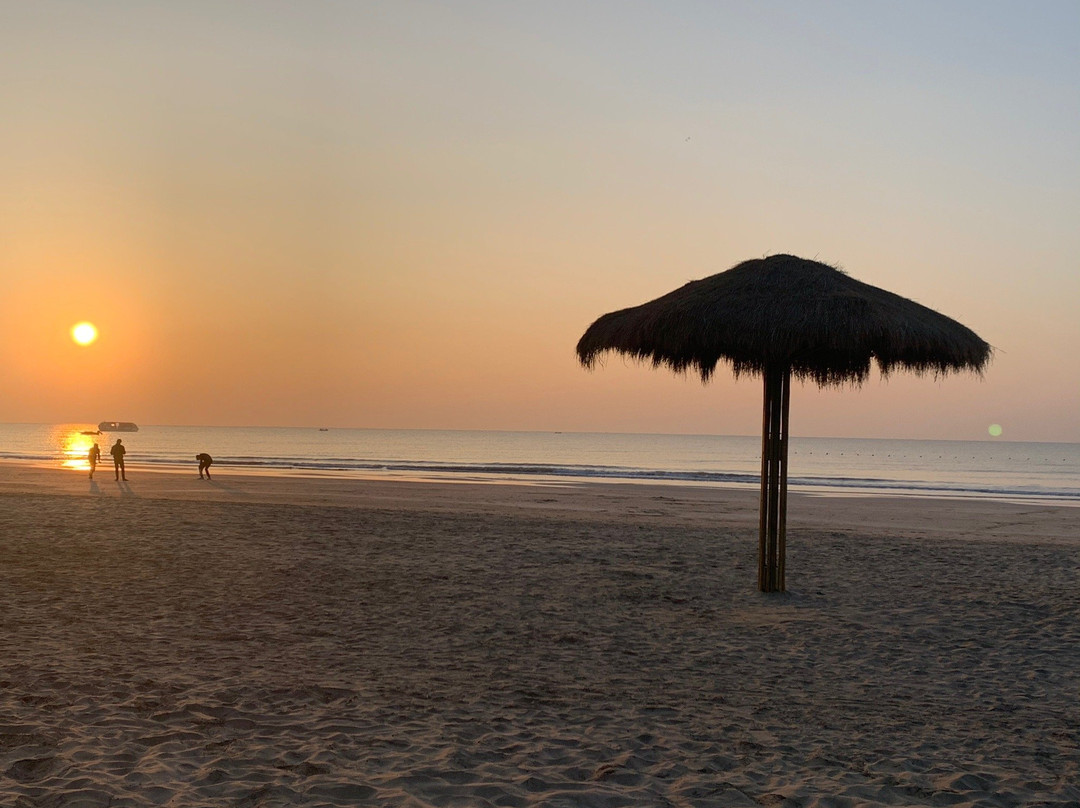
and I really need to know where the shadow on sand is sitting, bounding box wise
[205,478,245,496]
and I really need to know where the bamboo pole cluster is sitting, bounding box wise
[758,366,791,592]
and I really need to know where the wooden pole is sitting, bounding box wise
[758,365,791,593]
[768,368,783,590]
[758,370,771,591]
[777,366,791,592]
[766,368,779,589]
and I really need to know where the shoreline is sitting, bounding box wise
[1,461,1077,543]
[4,454,1080,507]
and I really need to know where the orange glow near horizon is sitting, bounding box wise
[0,5,1077,441]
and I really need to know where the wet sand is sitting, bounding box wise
[0,464,1077,806]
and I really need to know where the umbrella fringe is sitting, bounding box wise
[577,255,991,383]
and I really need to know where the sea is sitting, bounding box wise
[1,423,1078,506]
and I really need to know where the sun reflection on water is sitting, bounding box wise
[59,428,100,471]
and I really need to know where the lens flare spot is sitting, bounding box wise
[71,322,98,346]
[988,424,1003,437]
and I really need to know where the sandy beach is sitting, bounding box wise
[0,464,1077,807]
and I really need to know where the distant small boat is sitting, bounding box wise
[99,421,139,432]
[319,428,329,432]
[80,430,102,435]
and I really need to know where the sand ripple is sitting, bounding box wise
[1,489,1078,806]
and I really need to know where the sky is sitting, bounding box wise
[1,1,1077,441]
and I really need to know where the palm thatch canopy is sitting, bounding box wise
[577,254,991,593]
[577,254,991,386]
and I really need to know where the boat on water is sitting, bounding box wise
[98,421,139,432]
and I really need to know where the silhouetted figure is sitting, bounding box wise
[88,443,101,479]
[111,439,127,481]
[196,453,213,480]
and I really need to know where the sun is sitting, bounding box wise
[71,322,98,346]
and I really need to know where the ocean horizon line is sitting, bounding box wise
[5,421,1075,447]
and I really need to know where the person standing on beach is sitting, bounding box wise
[88,442,101,479]
[196,453,213,480]
[110,438,127,481]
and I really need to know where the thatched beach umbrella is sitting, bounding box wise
[577,254,991,592]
